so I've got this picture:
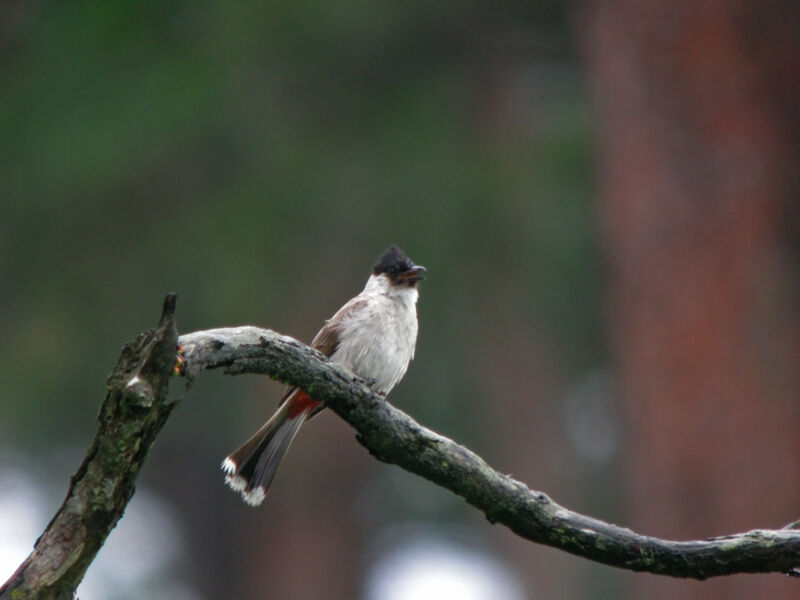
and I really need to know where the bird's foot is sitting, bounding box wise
[172,345,185,376]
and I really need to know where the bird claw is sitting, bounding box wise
[359,377,386,397]
[172,345,185,376]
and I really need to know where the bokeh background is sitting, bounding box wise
[1,2,798,599]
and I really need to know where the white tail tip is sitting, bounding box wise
[221,456,265,505]
[242,487,266,506]
[224,474,247,493]
[221,457,237,475]
[221,457,246,492]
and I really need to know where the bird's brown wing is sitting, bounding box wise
[277,297,367,418]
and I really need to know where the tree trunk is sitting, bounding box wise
[584,1,800,598]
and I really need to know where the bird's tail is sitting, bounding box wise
[221,390,318,506]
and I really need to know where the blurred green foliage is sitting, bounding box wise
[1,1,597,449]
[0,2,609,597]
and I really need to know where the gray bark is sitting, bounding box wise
[2,296,799,600]
[178,325,800,580]
[0,295,179,600]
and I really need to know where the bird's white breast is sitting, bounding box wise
[331,275,419,394]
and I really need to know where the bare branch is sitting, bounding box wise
[178,325,800,580]
[4,306,799,600]
[0,296,179,600]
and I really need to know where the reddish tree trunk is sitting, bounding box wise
[584,1,800,598]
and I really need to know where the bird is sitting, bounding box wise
[221,245,425,506]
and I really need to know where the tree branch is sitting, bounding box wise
[178,325,800,580]
[4,302,799,600]
[0,296,179,600]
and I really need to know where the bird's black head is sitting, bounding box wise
[372,246,426,286]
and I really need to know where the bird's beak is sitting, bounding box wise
[397,265,426,282]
